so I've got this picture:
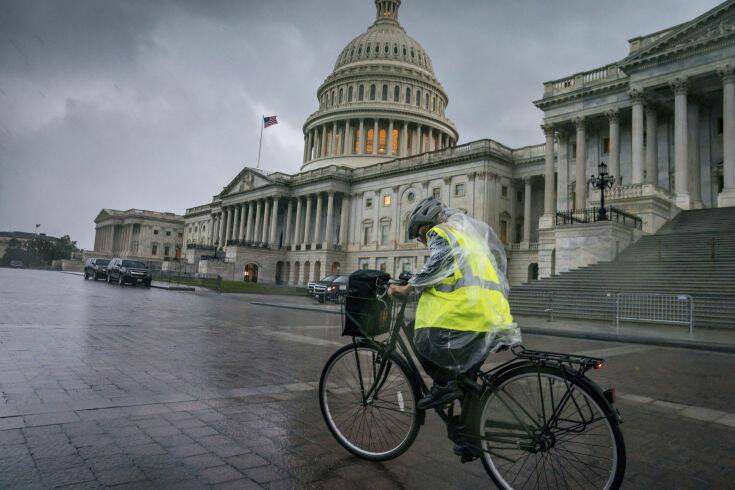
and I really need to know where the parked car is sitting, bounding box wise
[9,260,25,268]
[325,275,349,303]
[106,258,152,287]
[311,275,338,303]
[313,275,349,303]
[84,258,110,281]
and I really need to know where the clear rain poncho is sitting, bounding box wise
[408,208,522,373]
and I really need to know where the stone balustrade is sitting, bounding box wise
[543,63,624,97]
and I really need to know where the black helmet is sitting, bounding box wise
[406,197,446,240]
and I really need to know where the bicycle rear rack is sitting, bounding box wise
[512,345,604,371]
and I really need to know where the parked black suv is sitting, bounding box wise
[106,258,152,287]
[313,274,349,303]
[84,258,110,281]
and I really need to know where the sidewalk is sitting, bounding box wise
[250,295,735,353]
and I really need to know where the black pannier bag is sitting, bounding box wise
[342,269,393,337]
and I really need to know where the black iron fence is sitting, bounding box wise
[555,206,642,230]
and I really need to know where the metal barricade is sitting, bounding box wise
[616,293,694,335]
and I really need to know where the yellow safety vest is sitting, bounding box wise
[414,224,514,333]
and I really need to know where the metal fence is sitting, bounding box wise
[556,206,642,230]
[616,293,694,335]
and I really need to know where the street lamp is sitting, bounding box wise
[588,161,615,221]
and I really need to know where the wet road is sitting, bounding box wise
[0,268,733,488]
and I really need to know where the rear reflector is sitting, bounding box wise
[604,388,616,404]
[593,361,604,370]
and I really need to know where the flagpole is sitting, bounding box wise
[256,115,264,169]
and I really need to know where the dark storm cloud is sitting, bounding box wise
[0,0,720,248]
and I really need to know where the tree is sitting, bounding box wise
[1,234,79,267]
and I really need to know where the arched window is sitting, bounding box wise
[382,84,388,101]
[339,88,343,104]
[366,45,371,54]
[331,91,335,106]
[350,49,354,58]
[393,46,398,55]
[358,84,364,101]
[402,46,407,56]
[410,49,415,58]
[348,86,353,102]
[432,96,436,112]
[405,87,411,104]
[370,84,376,101]
[391,128,399,154]
[394,85,400,101]
[416,89,421,107]
[384,44,389,53]
[425,93,429,110]
[358,46,362,55]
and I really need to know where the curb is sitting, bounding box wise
[250,302,735,353]
[520,326,735,354]
[250,301,341,315]
[150,284,195,291]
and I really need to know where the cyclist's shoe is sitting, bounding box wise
[453,444,476,463]
[418,381,461,410]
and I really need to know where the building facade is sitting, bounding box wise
[183,0,735,286]
[92,209,185,264]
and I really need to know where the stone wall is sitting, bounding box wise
[553,221,641,274]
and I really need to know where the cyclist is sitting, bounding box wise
[388,197,519,410]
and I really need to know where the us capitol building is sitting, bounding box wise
[176,0,735,286]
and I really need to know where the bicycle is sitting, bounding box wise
[319,274,626,489]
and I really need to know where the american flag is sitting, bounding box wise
[263,115,278,128]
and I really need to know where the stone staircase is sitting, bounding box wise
[509,207,735,329]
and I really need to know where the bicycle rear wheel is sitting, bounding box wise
[319,342,421,461]
[476,365,625,489]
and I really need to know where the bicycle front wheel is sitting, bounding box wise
[319,342,421,461]
[476,365,626,489]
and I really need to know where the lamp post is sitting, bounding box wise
[588,161,615,221]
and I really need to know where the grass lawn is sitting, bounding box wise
[153,274,308,295]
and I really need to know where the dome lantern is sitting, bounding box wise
[374,0,401,24]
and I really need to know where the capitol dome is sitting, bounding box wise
[301,0,459,171]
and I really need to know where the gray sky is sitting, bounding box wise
[0,0,720,249]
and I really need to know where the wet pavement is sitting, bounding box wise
[0,268,733,488]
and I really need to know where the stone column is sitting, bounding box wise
[719,64,735,207]
[222,207,231,248]
[688,97,702,208]
[573,117,587,207]
[606,110,620,186]
[218,210,226,249]
[207,217,214,245]
[645,104,658,185]
[238,203,246,240]
[324,191,335,249]
[556,129,569,211]
[387,120,394,156]
[331,122,338,156]
[303,195,313,247]
[671,78,690,209]
[261,198,270,243]
[345,120,352,155]
[302,134,308,163]
[417,125,423,153]
[630,89,645,184]
[401,121,408,156]
[306,131,313,161]
[253,200,262,243]
[284,199,293,246]
[245,202,254,242]
[372,119,379,155]
[269,197,279,245]
[542,124,555,222]
[313,193,323,248]
[231,205,240,241]
[339,194,350,247]
[358,119,364,154]
[294,197,303,246]
[523,177,532,243]
[320,126,327,158]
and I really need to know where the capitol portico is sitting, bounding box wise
[182,0,735,286]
